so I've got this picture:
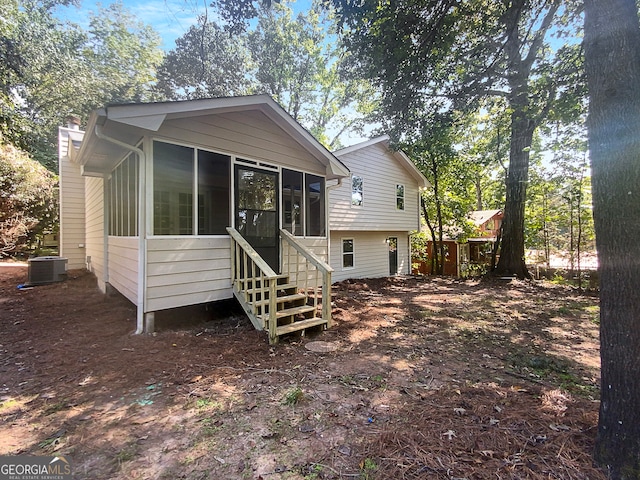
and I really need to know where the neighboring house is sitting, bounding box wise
[58,95,349,344]
[419,209,503,277]
[464,209,503,268]
[328,136,429,282]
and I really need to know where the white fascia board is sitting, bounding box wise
[75,110,102,166]
[258,99,349,179]
[333,135,390,156]
[108,113,167,131]
[104,95,276,131]
[106,95,271,121]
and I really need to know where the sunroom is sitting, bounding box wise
[59,95,349,343]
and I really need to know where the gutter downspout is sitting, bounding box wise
[95,124,147,335]
[325,178,343,264]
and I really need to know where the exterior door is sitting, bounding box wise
[235,165,280,273]
[388,237,398,275]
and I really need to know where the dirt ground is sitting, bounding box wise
[0,263,605,479]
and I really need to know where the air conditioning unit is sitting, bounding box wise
[27,256,68,286]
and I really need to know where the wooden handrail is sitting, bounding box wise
[280,229,333,328]
[227,227,334,342]
[280,229,334,273]
[227,227,278,278]
[227,227,278,340]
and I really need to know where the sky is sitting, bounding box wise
[55,0,313,51]
[55,0,209,50]
[54,0,371,146]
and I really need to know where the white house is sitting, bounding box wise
[328,136,428,282]
[58,95,349,344]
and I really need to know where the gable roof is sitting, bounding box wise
[334,135,429,188]
[76,95,349,179]
[468,209,502,227]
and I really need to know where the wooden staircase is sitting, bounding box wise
[227,228,332,344]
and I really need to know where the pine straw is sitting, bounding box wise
[358,384,606,480]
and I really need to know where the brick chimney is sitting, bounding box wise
[66,115,81,130]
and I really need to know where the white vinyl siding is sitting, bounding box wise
[108,236,138,303]
[330,231,410,283]
[60,107,338,321]
[85,177,105,290]
[58,138,86,269]
[145,237,232,312]
[294,237,328,257]
[155,111,325,177]
[330,142,420,231]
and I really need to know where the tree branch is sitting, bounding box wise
[523,0,561,71]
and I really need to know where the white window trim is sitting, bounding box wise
[351,174,363,207]
[396,183,405,211]
[341,237,355,270]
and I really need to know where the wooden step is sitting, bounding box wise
[254,293,307,307]
[276,317,328,336]
[244,283,298,296]
[239,274,290,289]
[276,304,316,319]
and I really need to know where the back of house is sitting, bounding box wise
[58,95,349,343]
[328,136,428,282]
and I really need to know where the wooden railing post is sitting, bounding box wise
[227,227,279,334]
[268,279,278,344]
[228,227,334,342]
[323,270,332,328]
[279,229,333,326]
[229,235,236,287]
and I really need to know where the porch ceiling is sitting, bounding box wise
[79,115,143,175]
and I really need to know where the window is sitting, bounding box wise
[282,170,326,237]
[342,238,354,269]
[351,175,363,206]
[198,150,230,234]
[178,192,193,234]
[108,152,138,236]
[154,190,171,235]
[153,140,230,235]
[282,169,303,235]
[396,184,405,210]
[305,173,326,236]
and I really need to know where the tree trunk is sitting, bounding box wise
[490,227,501,272]
[577,160,585,292]
[542,185,551,270]
[494,104,534,279]
[569,195,575,278]
[474,175,483,210]
[584,0,640,477]
[492,1,552,280]
[421,198,439,275]
[427,154,445,275]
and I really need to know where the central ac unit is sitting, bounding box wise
[27,256,68,286]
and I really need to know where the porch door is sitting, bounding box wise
[388,237,398,275]
[235,165,280,273]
